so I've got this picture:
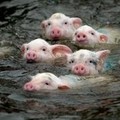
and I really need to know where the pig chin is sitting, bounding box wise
[50,34,63,40]
[76,39,89,44]
[74,72,88,76]
[52,37,61,40]
[50,35,62,40]
[26,58,40,63]
[73,69,90,76]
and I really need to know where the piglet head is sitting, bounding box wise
[73,25,108,45]
[40,13,82,40]
[66,49,110,76]
[23,73,70,91]
[21,39,72,64]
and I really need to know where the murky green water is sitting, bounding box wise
[0,0,120,120]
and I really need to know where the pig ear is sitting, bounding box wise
[21,44,27,54]
[51,44,72,57]
[71,18,82,29]
[99,34,108,43]
[58,85,70,90]
[96,50,110,61]
[40,20,47,29]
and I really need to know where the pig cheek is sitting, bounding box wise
[88,66,98,75]
[89,34,99,44]
[46,28,52,39]
[44,85,56,90]
[66,61,74,70]
[64,29,72,38]
[73,34,77,42]
[35,52,41,62]
[23,52,27,60]
[84,64,98,75]
[85,67,91,75]
[40,52,53,62]
[63,25,74,38]
[43,26,52,39]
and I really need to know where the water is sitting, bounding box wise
[0,0,120,120]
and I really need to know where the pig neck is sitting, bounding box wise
[59,74,111,89]
[59,74,86,88]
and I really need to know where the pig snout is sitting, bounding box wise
[50,28,61,39]
[23,82,36,91]
[72,64,86,75]
[76,33,88,43]
[26,51,37,63]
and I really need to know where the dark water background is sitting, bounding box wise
[0,0,120,120]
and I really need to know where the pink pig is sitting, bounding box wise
[66,49,110,76]
[21,38,72,63]
[23,72,111,91]
[23,72,88,91]
[72,25,108,45]
[23,73,70,91]
[40,13,82,40]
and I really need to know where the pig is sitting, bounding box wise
[72,25,108,45]
[21,38,72,63]
[66,49,110,76]
[23,72,113,91]
[23,73,70,91]
[40,13,82,40]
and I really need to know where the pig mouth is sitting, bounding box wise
[26,59,37,63]
[52,37,60,40]
[77,40,88,44]
[74,72,88,76]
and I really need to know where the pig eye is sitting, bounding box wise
[64,21,68,25]
[90,32,95,35]
[75,32,77,36]
[26,47,29,51]
[45,82,49,85]
[47,22,51,26]
[89,60,97,66]
[69,59,74,64]
[41,47,47,52]
[45,82,50,86]
[42,48,46,51]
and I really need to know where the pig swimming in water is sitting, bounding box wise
[40,13,82,40]
[21,38,72,63]
[66,49,111,76]
[72,25,108,45]
[23,72,112,91]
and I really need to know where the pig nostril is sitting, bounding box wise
[83,35,86,38]
[81,67,84,71]
[77,35,80,38]
[26,84,29,88]
[30,85,33,89]
[75,67,79,71]
[28,53,30,56]
[33,54,35,57]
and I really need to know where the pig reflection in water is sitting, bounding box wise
[21,38,72,63]
[41,13,82,40]
[23,72,109,91]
